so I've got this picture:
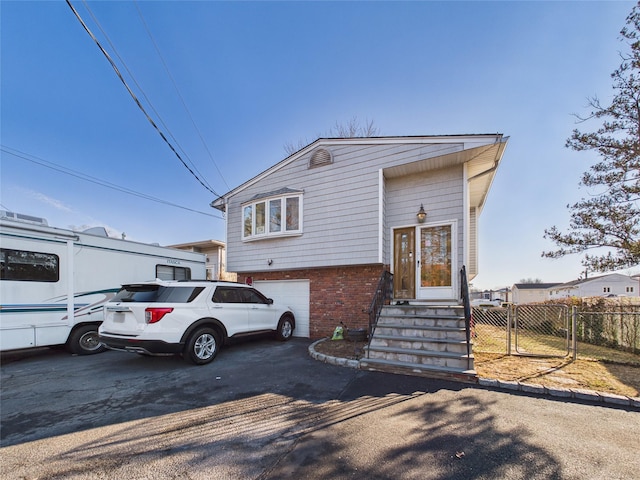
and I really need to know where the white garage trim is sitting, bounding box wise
[254,280,310,338]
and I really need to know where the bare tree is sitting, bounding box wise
[283,117,380,156]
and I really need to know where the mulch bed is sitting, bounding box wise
[314,338,366,360]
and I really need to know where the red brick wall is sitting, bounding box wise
[242,264,386,339]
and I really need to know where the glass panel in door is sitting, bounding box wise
[419,224,454,299]
[393,228,415,299]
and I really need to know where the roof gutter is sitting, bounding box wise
[472,135,509,211]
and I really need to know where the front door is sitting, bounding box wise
[393,228,415,299]
[418,223,454,300]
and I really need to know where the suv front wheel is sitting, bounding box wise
[184,327,220,365]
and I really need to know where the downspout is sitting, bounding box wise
[463,162,469,282]
[378,169,384,264]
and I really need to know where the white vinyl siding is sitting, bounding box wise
[384,165,465,267]
[226,142,465,273]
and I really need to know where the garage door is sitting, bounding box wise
[254,280,310,338]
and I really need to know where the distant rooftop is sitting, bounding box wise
[513,283,562,290]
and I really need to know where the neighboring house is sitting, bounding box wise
[211,134,509,339]
[548,273,639,299]
[475,287,511,303]
[168,239,236,282]
[511,283,561,304]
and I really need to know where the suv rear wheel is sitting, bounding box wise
[184,327,220,365]
[276,315,294,341]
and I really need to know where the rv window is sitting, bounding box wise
[156,265,192,281]
[0,248,59,282]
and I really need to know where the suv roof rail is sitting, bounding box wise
[176,279,253,285]
[176,279,217,282]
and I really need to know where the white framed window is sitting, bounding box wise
[242,193,302,240]
[626,286,634,293]
[603,287,611,293]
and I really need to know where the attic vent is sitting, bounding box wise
[308,148,333,169]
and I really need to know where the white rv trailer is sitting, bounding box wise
[0,212,206,355]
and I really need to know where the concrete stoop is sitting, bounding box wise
[362,303,476,382]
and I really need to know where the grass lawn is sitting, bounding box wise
[474,323,640,397]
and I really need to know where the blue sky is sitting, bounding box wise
[1,0,637,290]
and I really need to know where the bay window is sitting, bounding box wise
[242,193,302,239]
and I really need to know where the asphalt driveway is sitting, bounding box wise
[1,338,639,479]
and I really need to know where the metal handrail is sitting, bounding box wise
[365,270,393,357]
[460,265,472,369]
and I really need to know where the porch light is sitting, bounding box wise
[417,204,427,223]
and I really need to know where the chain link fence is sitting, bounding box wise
[512,304,570,356]
[577,311,640,353]
[473,304,571,357]
[474,303,640,357]
[471,306,509,354]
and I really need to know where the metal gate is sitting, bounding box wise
[511,304,570,357]
[473,304,573,357]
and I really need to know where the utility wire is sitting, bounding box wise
[65,0,221,198]
[78,0,214,194]
[80,0,219,194]
[133,0,230,191]
[1,145,222,219]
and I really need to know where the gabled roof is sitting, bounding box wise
[513,283,562,290]
[552,273,636,290]
[210,133,508,212]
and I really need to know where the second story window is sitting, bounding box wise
[243,193,302,240]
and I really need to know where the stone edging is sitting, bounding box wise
[308,339,640,409]
[478,378,640,408]
[308,338,360,369]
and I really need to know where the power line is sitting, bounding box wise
[1,145,222,219]
[133,0,230,191]
[65,0,221,198]
[80,0,220,194]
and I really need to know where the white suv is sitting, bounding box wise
[99,280,295,365]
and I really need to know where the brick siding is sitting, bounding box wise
[242,264,386,339]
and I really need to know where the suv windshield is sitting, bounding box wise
[113,285,204,303]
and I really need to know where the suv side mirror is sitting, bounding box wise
[267,298,274,305]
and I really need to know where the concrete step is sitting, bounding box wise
[365,346,473,370]
[369,335,470,354]
[365,301,474,381]
[383,305,464,318]
[373,324,467,339]
[359,357,477,383]
[377,314,466,329]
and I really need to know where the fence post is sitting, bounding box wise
[572,306,578,361]
[507,304,512,355]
